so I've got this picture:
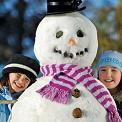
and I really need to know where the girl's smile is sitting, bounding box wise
[8,73,31,93]
[98,66,121,89]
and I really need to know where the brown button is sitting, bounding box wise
[71,88,81,98]
[72,108,83,118]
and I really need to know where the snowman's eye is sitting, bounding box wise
[56,31,63,38]
[77,30,84,37]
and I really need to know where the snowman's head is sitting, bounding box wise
[34,12,98,67]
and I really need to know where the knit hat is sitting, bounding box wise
[97,50,122,72]
[2,54,40,84]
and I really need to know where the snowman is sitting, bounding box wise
[10,0,122,122]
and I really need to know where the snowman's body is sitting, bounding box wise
[10,12,109,122]
[10,76,107,122]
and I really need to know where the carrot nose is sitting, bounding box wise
[68,38,76,47]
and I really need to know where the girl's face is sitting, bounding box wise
[8,73,31,93]
[98,66,121,89]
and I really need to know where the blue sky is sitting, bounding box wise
[89,0,118,7]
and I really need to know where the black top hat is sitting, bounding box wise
[47,0,86,14]
[36,0,86,19]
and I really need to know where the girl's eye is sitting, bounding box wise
[16,73,21,78]
[56,31,63,38]
[100,69,106,72]
[112,69,117,72]
[77,30,84,37]
[25,77,30,83]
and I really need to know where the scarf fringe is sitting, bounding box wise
[36,85,70,104]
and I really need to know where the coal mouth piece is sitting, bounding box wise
[54,47,88,59]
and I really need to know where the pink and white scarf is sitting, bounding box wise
[36,64,122,122]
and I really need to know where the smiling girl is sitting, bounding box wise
[95,50,122,118]
[0,54,40,122]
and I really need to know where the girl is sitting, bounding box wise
[0,54,40,122]
[95,50,122,118]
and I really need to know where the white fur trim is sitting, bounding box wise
[4,63,37,77]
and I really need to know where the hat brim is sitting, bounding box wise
[2,67,36,83]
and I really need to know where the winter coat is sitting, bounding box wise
[112,90,122,118]
[0,86,12,122]
[0,86,22,122]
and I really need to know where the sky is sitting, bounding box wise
[91,0,118,7]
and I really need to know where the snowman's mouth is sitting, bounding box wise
[53,47,88,59]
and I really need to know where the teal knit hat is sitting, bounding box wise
[97,50,122,72]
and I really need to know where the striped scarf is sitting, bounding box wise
[36,64,122,122]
